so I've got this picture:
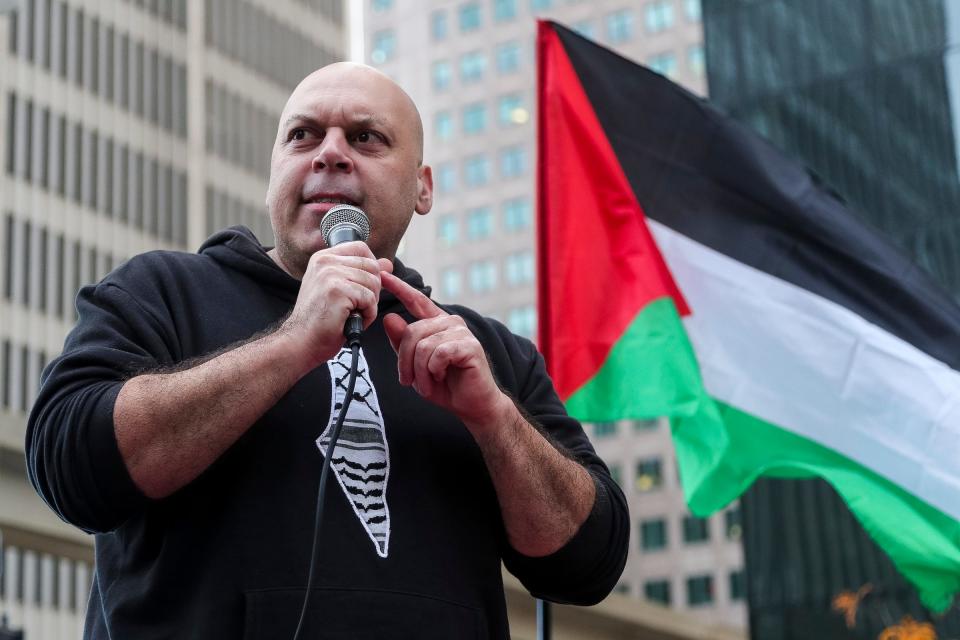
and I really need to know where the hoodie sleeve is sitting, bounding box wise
[498,334,630,606]
[26,280,175,534]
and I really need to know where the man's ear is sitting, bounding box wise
[414,165,433,215]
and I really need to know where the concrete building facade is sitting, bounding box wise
[364,0,746,629]
[0,0,344,636]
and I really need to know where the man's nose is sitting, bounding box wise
[312,130,353,172]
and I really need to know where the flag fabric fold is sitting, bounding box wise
[536,19,960,612]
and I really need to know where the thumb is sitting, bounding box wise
[383,313,407,353]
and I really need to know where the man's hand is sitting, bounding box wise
[381,271,512,431]
[282,242,394,371]
[382,270,596,557]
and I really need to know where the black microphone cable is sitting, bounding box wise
[291,337,361,640]
[292,203,371,638]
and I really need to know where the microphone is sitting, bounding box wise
[320,204,371,347]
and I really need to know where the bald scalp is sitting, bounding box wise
[280,62,425,164]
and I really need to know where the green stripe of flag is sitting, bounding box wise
[564,297,707,423]
[672,399,960,612]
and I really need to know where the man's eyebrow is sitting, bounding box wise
[280,113,390,131]
[281,113,315,131]
[350,114,390,129]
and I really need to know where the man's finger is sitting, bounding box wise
[383,313,407,355]
[311,256,381,277]
[324,240,377,259]
[381,271,446,320]
[395,317,461,385]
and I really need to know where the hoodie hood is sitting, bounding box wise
[198,225,431,309]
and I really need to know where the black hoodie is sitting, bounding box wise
[26,227,629,639]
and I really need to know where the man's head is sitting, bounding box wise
[265,62,433,278]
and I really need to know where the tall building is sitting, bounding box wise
[702,1,960,636]
[365,0,746,629]
[704,0,960,301]
[0,1,345,636]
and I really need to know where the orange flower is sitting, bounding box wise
[878,615,937,640]
[832,584,873,629]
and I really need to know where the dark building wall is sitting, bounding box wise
[704,0,960,300]
[702,1,960,637]
[743,478,960,638]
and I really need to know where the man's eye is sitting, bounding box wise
[289,128,313,141]
[355,131,383,144]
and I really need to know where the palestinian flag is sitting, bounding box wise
[536,20,960,612]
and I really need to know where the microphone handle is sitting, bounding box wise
[344,311,363,347]
[325,225,367,347]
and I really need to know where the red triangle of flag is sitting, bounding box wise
[537,20,690,401]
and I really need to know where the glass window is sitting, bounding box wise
[609,463,622,487]
[640,518,667,551]
[75,8,85,88]
[495,41,521,74]
[7,6,16,57]
[434,110,454,141]
[593,422,617,438]
[498,94,527,126]
[459,51,486,83]
[635,457,662,491]
[494,0,516,22]
[459,3,481,32]
[507,306,536,338]
[648,51,677,78]
[441,268,462,298]
[633,418,659,431]
[505,250,534,285]
[606,9,634,43]
[725,506,742,540]
[469,260,497,292]
[432,60,452,91]
[572,20,595,39]
[104,26,115,101]
[530,0,552,11]
[370,29,396,64]
[462,102,487,135]
[730,570,746,601]
[2,215,12,300]
[437,214,459,245]
[436,163,456,193]
[430,10,448,40]
[503,197,532,231]
[23,99,34,183]
[371,0,392,12]
[688,44,704,76]
[684,0,701,22]
[686,575,714,606]
[682,515,710,543]
[464,154,490,187]
[645,1,674,32]
[644,579,671,605]
[499,146,527,178]
[90,16,100,95]
[5,93,15,177]
[466,207,493,239]
[118,33,129,107]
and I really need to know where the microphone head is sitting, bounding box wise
[320,204,371,247]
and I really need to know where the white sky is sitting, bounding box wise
[349,0,365,62]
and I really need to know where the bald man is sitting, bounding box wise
[27,64,629,639]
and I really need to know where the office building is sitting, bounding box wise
[703,1,960,636]
[0,1,345,636]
